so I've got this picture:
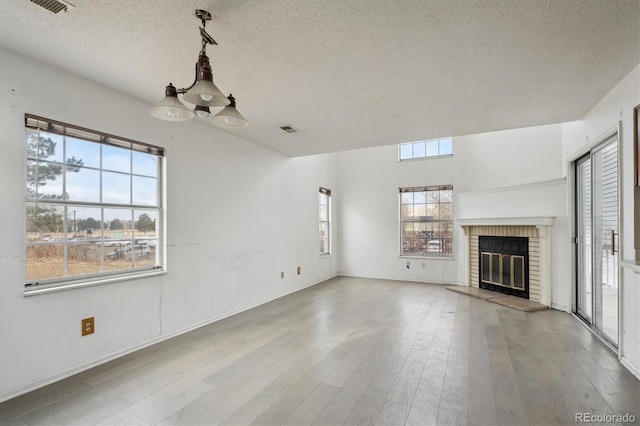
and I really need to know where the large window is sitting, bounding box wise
[400,185,453,257]
[399,137,452,160]
[319,187,331,256]
[25,115,164,288]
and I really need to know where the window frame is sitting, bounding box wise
[319,187,331,257]
[24,114,165,294]
[399,185,453,259]
[399,137,453,161]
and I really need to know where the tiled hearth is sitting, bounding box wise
[458,217,554,307]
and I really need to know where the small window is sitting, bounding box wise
[400,185,453,257]
[25,115,164,288]
[319,187,331,256]
[399,137,453,160]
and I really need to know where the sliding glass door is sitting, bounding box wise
[575,135,619,346]
[576,154,592,322]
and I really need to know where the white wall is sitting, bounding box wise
[452,124,563,192]
[561,65,640,377]
[0,48,339,401]
[337,145,457,283]
[336,124,566,289]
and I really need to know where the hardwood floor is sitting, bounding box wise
[1,276,638,425]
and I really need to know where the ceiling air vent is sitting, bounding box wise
[30,0,75,14]
[280,125,299,134]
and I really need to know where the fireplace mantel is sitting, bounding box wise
[457,217,555,227]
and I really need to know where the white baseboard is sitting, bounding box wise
[551,303,568,312]
[0,274,336,403]
[621,357,640,380]
[337,273,453,285]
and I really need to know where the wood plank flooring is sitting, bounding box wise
[1,277,638,425]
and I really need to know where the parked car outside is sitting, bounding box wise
[101,238,132,247]
[107,244,151,260]
[426,240,442,253]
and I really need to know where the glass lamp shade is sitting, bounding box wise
[212,95,248,128]
[194,105,212,118]
[212,106,249,128]
[183,79,230,107]
[149,85,194,121]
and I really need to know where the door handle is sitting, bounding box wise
[611,230,618,255]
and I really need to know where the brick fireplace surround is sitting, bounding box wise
[458,217,555,307]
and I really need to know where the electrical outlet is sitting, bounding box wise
[82,317,94,336]
[406,261,410,269]
[281,271,284,279]
[297,266,301,275]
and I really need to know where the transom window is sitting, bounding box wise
[319,187,331,256]
[399,137,452,160]
[400,185,453,257]
[25,115,164,288]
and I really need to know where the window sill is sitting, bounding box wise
[398,154,453,163]
[319,254,332,259]
[23,269,166,297]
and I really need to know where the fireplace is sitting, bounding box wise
[479,236,529,299]
[458,217,555,307]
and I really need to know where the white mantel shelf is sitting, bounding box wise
[456,217,555,227]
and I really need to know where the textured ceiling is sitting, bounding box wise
[1,0,638,156]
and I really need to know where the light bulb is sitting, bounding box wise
[200,94,213,101]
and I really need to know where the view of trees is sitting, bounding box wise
[26,205,64,234]
[27,131,158,239]
[26,132,83,234]
[27,132,83,199]
[25,125,161,283]
[135,213,155,232]
[80,217,101,230]
[109,218,124,230]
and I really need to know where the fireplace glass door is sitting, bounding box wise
[575,135,619,347]
[479,236,528,299]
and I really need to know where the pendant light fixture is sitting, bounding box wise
[149,10,248,128]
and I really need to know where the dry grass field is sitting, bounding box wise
[26,244,156,282]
